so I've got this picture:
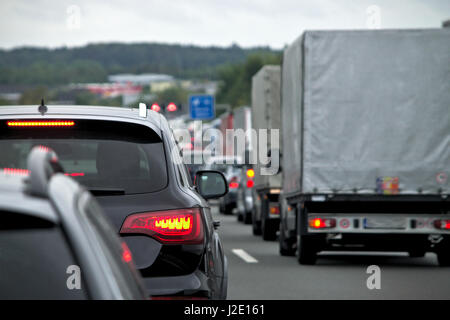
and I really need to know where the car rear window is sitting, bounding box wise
[0,210,88,299]
[0,119,168,195]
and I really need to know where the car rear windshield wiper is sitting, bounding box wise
[88,188,126,196]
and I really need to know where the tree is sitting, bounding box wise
[216,52,281,108]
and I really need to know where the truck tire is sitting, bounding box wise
[296,235,318,265]
[279,224,296,256]
[262,218,277,241]
[223,204,233,215]
[252,208,262,236]
[437,252,450,267]
[237,213,243,222]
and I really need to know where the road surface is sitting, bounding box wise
[211,204,450,299]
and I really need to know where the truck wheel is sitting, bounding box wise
[437,251,450,267]
[262,218,277,241]
[296,235,318,265]
[237,213,243,222]
[279,225,296,256]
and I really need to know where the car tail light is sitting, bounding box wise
[120,208,204,244]
[246,169,255,178]
[167,102,177,112]
[434,219,450,230]
[246,180,254,188]
[2,168,30,176]
[7,120,75,127]
[150,104,161,112]
[229,176,239,189]
[309,217,336,229]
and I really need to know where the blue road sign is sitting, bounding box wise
[189,95,215,120]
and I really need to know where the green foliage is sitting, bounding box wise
[154,86,190,105]
[74,91,122,107]
[216,52,281,108]
[18,86,50,104]
[0,43,277,85]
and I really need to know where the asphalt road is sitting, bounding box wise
[211,204,450,300]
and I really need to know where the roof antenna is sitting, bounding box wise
[38,98,48,116]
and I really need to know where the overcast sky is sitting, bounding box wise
[0,0,449,49]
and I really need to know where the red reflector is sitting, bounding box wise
[7,121,75,127]
[120,208,204,244]
[434,219,450,230]
[309,217,336,229]
[121,242,133,263]
[229,182,239,189]
[246,180,254,188]
[246,169,255,178]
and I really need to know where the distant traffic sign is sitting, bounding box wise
[189,95,215,120]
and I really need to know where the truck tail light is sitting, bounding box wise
[246,169,255,178]
[246,180,254,188]
[120,208,204,244]
[309,217,336,229]
[269,205,280,215]
[7,120,75,127]
[434,219,450,230]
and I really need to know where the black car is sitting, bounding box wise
[0,103,229,299]
[0,146,147,300]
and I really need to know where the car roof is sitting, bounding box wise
[0,104,164,138]
[0,173,59,224]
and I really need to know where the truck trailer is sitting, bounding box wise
[251,65,283,240]
[279,29,450,265]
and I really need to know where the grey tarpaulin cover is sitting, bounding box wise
[282,29,450,195]
[251,65,282,189]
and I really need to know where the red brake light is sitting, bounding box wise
[120,208,204,244]
[7,121,75,127]
[2,168,30,176]
[246,169,255,178]
[167,103,177,112]
[150,104,161,112]
[434,219,450,230]
[229,182,239,189]
[309,217,336,229]
[246,180,254,188]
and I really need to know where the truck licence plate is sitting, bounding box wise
[363,217,407,230]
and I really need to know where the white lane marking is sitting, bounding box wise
[232,249,258,263]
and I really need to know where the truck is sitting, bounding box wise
[278,29,450,265]
[251,65,282,241]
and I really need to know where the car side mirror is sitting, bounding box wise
[195,170,228,199]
